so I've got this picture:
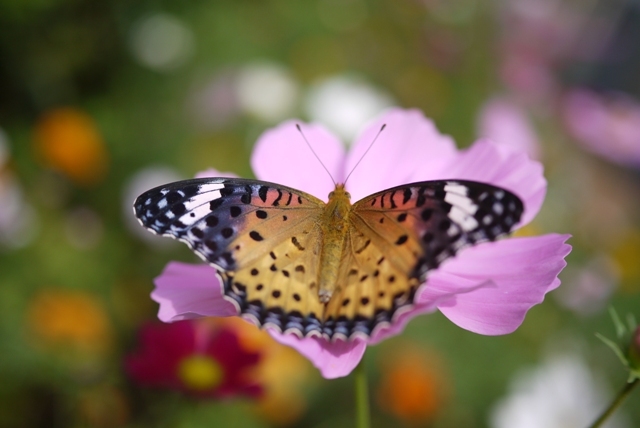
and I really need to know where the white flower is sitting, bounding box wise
[236,62,299,123]
[303,75,394,143]
[490,354,629,428]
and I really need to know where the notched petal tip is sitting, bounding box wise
[432,234,571,335]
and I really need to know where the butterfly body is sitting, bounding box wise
[316,184,352,303]
[135,177,523,341]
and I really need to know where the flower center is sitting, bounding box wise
[177,355,223,391]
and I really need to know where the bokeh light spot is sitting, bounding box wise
[129,13,195,72]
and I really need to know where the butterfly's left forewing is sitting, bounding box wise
[134,178,330,337]
[134,177,324,267]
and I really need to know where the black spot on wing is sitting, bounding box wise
[250,231,264,241]
[402,187,412,205]
[395,235,408,245]
[206,215,219,227]
[221,227,234,239]
[258,186,268,202]
[210,199,224,210]
[273,189,283,206]
[389,191,397,208]
[291,236,305,251]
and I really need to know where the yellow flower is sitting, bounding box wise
[27,288,112,355]
[33,108,108,185]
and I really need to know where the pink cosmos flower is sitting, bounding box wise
[125,320,262,398]
[563,88,640,167]
[477,97,541,160]
[151,108,571,379]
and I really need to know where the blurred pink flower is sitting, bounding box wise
[151,108,571,379]
[563,88,640,166]
[477,97,541,160]
[125,320,262,398]
[554,256,618,316]
[495,0,609,105]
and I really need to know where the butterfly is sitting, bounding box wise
[134,177,523,341]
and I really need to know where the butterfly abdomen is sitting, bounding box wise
[317,185,353,303]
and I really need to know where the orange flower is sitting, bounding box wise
[34,108,108,185]
[377,343,449,425]
[27,288,112,354]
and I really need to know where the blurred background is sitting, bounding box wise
[1,0,640,427]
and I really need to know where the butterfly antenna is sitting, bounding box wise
[296,124,337,186]
[343,124,386,185]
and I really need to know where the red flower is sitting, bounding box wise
[125,320,262,398]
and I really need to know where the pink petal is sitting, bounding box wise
[477,97,541,160]
[152,262,237,322]
[268,331,367,379]
[422,234,571,335]
[344,108,458,202]
[251,120,346,201]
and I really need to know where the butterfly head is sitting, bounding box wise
[328,183,351,201]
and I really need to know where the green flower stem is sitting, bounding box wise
[354,358,371,428]
[589,377,638,428]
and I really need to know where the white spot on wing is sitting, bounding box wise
[444,189,478,215]
[444,182,468,195]
[179,203,214,226]
[199,183,225,194]
[157,198,167,209]
[183,190,222,210]
[449,206,479,231]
